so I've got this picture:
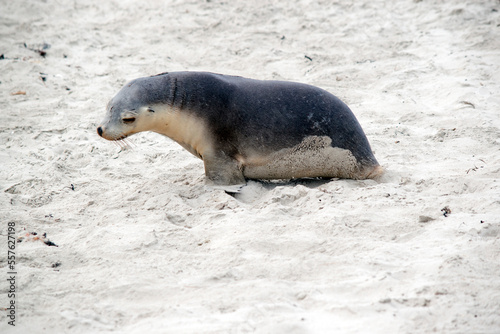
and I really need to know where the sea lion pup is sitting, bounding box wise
[97,71,383,189]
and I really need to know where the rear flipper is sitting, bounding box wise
[358,164,384,179]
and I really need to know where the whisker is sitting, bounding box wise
[123,138,135,149]
[106,134,133,152]
[115,139,126,151]
[117,142,126,153]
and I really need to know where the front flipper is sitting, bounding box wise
[203,150,246,188]
[211,184,246,194]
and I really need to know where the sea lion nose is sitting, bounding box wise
[97,126,103,137]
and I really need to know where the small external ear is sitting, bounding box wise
[147,107,155,113]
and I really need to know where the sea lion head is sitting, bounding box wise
[97,78,165,141]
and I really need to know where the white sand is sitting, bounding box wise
[1,0,500,333]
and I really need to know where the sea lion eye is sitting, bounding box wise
[122,117,136,124]
[147,108,155,113]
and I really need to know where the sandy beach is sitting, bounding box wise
[1,0,500,333]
